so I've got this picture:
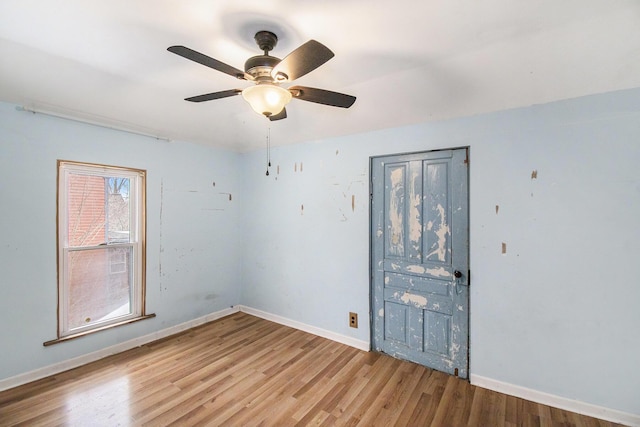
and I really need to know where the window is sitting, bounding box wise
[50,161,152,343]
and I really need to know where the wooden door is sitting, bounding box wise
[371,148,469,378]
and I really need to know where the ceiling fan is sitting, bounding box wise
[168,31,356,121]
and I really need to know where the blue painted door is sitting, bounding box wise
[371,148,469,378]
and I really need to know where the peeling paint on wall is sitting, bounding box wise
[159,178,164,291]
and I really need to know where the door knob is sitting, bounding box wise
[453,270,464,295]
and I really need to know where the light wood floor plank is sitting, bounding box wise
[0,313,626,427]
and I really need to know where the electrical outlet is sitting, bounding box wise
[349,312,358,328]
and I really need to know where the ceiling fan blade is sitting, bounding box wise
[185,89,242,103]
[168,46,251,80]
[289,86,356,108]
[268,108,287,121]
[271,40,334,81]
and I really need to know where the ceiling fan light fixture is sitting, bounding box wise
[242,84,292,117]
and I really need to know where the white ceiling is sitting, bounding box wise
[1,1,639,152]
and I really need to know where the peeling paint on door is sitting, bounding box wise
[409,171,422,245]
[406,265,426,274]
[400,291,428,307]
[426,203,450,261]
[426,267,451,278]
[388,166,406,257]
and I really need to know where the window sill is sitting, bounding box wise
[43,313,156,346]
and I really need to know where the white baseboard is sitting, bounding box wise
[470,374,640,427]
[238,305,370,352]
[0,306,239,392]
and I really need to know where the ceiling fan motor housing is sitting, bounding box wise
[244,31,288,82]
[244,55,281,81]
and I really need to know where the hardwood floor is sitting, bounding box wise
[0,313,624,426]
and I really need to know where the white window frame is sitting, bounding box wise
[52,161,150,343]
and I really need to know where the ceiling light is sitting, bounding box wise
[242,84,292,117]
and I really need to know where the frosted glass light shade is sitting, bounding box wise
[242,84,292,117]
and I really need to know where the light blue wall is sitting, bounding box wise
[241,88,640,415]
[0,103,242,380]
[1,87,639,416]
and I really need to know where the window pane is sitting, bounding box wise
[67,246,133,330]
[67,174,131,247]
[67,174,107,247]
[107,177,131,244]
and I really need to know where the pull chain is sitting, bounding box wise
[265,127,271,176]
[268,127,271,167]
